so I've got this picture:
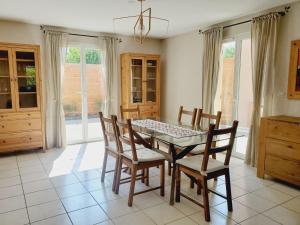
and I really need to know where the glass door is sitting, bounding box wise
[131,58,143,104]
[215,35,253,158]
[0,49,14,111]
[145,59,157,103]
[63,46,104,144]
[14,50,39,110]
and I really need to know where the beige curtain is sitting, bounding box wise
[44,31,67,149]
[202,27,223,115]
[103,37,118,116]
[245,13,280,166]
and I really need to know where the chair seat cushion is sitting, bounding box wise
[106,142,142,153]
[190,144,205,154]
[121,148,165,164]
[177,155,228,176]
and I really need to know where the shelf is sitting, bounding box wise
[147,65,157,68]
[131,91,142,93]
[132,77,142,80]
[131,65,142,67]
[147,90,156,92]
[146,78,156,80]
[17,76,36,78]
[0,58,8,61]
[16,59,35,62]
[0,76,9,78]
[19,92,37,94]
[0,92,10,95]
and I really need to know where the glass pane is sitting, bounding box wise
[0,50,12,109]
[63,47,83,143]
[215,41,236,126]
[236,38,253,156]
[16,51,37,108]
[85,48,104,140]
[131,59,143,103]
[146,60,157,103]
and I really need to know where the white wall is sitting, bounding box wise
[161,31,203,121]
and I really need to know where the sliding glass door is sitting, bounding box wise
[63,45,105,144]
[215,34,253,158]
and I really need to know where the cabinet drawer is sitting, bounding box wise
[0,131,43,152]
[0,112,40,121]
[140,105,158,112]
[0,118,41,133]
[266,138,300,161]
[265,155,300,185]
[267,120,300,143]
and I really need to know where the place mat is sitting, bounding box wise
[132,119,205,138]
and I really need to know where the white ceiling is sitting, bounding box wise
[0,0,297,38]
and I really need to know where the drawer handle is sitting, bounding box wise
[2,140,6,144]
[29,137,32,141]
[1,125,4,128]
[27,113,31,116]
[28,123,31,126]
[0,115,3,118]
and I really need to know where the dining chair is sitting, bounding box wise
[113,116,165,206]
[175,120,238,222]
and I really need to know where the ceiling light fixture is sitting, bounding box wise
[113,0,169,44]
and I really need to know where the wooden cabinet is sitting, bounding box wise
[257,115,300,186]
[0,43,44,153]
[121,53,160,119]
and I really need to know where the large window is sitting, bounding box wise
[215,34,253,158]
[63,45,105,144]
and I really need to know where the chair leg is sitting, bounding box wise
[225,170,233,211]
[160,163,165,196]
[141,169,145,183]
[128,165,137,207]
[112,156,119,192]
[114,157,123,194]
[175,166,181,202]
[168,146,172,176]
[190,179,195,189]
[101,150,108,182]
[145,168,149,186]
[196,180,201,195]
[202,177,210,222]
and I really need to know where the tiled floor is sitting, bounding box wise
[0,141,299,225]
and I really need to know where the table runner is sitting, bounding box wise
[132,119,205,138]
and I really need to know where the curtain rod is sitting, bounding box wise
[198,6,290,34]
[40,26,122,42]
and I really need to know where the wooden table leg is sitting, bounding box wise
[169,144,176,205]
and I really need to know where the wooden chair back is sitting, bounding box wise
[120,105,141,120]
[201,120,239,172]
[99,112,117,147]
[177,106,197,126]
[196,109,222,129]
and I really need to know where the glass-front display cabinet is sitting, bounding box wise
[121,53,160,119]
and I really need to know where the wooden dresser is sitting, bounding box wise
[121,53,160,119]
[0,43,44,153]
[257,115,300,186]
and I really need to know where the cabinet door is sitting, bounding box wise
[145,58,159,104]
[130,57,144,104]
[0,48,15,112]
[13,48,40,111]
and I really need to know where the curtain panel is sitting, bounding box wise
[201,27,223,115]
[245,13,280,166]
[44,31,67,149]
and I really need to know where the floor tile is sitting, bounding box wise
[81,178,108,191]
[166,217,198,225]
[100,197,140,218]
[263,206,300,225]
[50,174,79,187]
[25,188,59,206]
[19,165,44,176]
[95,220,114,225]
[253,186,293,204]
[22,179,53,194]
[132,192,165,209]
[282,197,300,214]
[240,214,280,225]
[189,209,236,225]
[269,183,300,197]
[232,177,265,192]
[61,193,97,212]
[143,203,185,225]
[31,214,72,225]
[91,188,121,204]
[0,185,23,200]
[173,197,201,216]
[74,169,101,181]
[212,183,249,199]
[56,182,87,198]
[213,200,257,223]
[235,192,277,213]
[21,171,48,183]
[0,195,26,214]
[68,205,108,225]
[0,168,19,179]
[113,211,156,225]
[28,200,66,222]
[0,176,21,188]
[0,208,29,225]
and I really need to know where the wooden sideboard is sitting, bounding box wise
[257,115,300,186]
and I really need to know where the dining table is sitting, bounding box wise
[130,118,244,205]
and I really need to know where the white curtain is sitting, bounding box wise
[245,13,280,166]
[103,37,118,116]
[44,31,67,149]
[202,27,223,114]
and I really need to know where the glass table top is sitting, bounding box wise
[130,118,244,148]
